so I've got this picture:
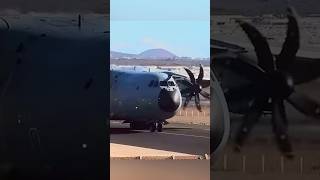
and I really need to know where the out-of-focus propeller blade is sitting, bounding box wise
[271,98,293,158]
[195,94,202,112]
[224,83,259,101]
[183,94,193,109]
[230,7,312,158]
[287,91,320,119]
[276,7,300,71]
[196,64,204,83]
[200,91,210,99]
[184,68,196,84]
[238,20,275,73]
[234,97,266,151]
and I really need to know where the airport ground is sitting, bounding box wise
[167,105,210,125]
[110,107,210,180]
[110,121,210,157]
[213,111,320,179]
[111,160,210,180]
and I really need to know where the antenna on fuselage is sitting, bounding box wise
[78,14,82,29]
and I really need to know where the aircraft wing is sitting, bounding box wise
[211,39,247,54]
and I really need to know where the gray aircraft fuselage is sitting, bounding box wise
[0,14,108,179]
[110,70,182,123]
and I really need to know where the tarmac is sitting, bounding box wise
[111,160,210,180]
[110,109,211,179]
[110,122,210,159]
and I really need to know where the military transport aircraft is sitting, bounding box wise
[110,65,210,132]
[211,7,320,158]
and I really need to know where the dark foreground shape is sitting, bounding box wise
[210,70,230,156]
[0,15,108,180]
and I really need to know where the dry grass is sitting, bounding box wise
[168,106,210,125]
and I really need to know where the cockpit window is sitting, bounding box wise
[159,81,168,86]
[168,81,175,86]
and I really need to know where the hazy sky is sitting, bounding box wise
[111,0,210,58]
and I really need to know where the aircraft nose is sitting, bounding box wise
[158,89,181,113]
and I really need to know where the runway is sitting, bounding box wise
[110,121,210,158]
[110,122,210,180]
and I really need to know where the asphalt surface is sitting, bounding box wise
[110,122,210,180]
[111,160,210,180]
[110,122,210,156]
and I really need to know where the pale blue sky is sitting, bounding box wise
[111,0,210,58]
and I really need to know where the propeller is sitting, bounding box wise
[234,7,320,158]
[182,64,210,112]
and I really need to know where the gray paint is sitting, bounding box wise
[110,70,181,122]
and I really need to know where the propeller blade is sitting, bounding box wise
[199,79,210,89]
[234,97,266,151]
[200,90,210,99]
[224,83,260,102]
[287,91,320,119]
[215,54,267,85]
[184,68,196,84]
[195,94,202,112]
[180,87,193,97]
[238,20,275,73]
[183,94,193,109]
[271,98,293,158]
[197,64,204,83]
[276,7,300,71]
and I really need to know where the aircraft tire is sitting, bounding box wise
[130,123,134,129]
[130,122,149,130]
[149,123,156,132]
[157,123,163,132]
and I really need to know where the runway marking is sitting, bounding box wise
[159,132,210,139]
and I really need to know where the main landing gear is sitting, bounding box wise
[149,122,163,132]
[130,122,163,132]
[156,122,163,132]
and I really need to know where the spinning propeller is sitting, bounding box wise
[234,7,320,158]
[182,64,210,112]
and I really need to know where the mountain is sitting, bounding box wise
[110,49,178,60]
[110,51,137,59]
[137,49,177,59]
